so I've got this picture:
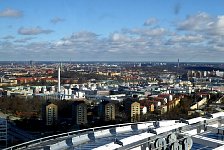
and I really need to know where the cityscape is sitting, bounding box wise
[0,61,224,149]
[1,0,224,150]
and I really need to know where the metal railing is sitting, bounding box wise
[117,116,224,150]
[4,114,224,150]
[4,121,153,150]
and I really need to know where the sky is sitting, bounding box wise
[1,0,224,62]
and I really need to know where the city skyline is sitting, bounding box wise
[1,0,224,62]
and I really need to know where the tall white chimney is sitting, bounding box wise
[58,64,61,93]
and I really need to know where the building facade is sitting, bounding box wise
[45,103,58,126]
[124,100,140,122]
[131,102,140,122]
[104,103,116,121]
[72,102,88,125]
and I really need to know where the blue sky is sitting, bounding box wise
[1,0,224,62]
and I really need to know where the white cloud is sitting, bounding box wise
[110,33,131,42]
[2,12,224,62]
[169,34,204,43]
[211,15,224,35]
[52,31,99,52]
[2,28,210,61]
[0,8,23,18]
[18,27,54,35]
[54,40,73,46]
[178,12,212,31]
[124,27,167,37]
[144,18,158,26]
[70,31,98,41]
[177,12,224,35]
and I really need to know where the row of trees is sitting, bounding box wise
[0,97,44,118]
[58,71,109,84]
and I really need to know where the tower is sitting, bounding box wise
[177,58,180,79]
[58,64,61,93]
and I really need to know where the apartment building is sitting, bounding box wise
[72,102,88,125]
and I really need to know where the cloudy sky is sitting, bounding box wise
[1,0,224,62]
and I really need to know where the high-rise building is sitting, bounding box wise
[130,102,140,122]
[72,102,87,125]
[0,118,7,148]
[98,101,116,121]
[124,100,140,122]
[104,102,116,121]
[45,103,58,126]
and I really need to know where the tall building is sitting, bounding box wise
[44,103,58,126]
[130,102,140,122]
[104,102,116,121]
[0,118,7,148]
[124,100,140,122]
[72,102,88,125]
[98,101,116,121]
